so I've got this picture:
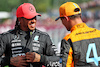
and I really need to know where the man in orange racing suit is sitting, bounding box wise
[55,2,100,67]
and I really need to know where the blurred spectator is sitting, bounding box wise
[94,10,100,20]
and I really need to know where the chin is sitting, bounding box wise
[67,29,70,31]
[66,28,69,31]
[29,28,35,31]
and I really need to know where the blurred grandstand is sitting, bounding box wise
[0,0,100,47]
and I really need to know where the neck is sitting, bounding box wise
[70,17,83,29]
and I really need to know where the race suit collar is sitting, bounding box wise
[19,28,36,35]
[70,23,88,32]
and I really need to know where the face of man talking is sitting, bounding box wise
[19,16,37,31]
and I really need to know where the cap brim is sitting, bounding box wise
[55,17,60,21]
[24,13,41,19]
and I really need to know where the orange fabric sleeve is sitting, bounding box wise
[66,47,74,67]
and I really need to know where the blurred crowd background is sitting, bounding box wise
[0,0,100,48]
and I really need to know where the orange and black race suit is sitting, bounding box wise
[61,23,100,67]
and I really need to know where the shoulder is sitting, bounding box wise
[1,29,16,37]
[36,29,49,36]
[63,33,71,41]
[35,29,52,42]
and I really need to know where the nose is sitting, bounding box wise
[31,22,34,24]
[30,19,36,24]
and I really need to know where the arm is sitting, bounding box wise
[61,39,74,67]
[0,35,8,66]
[40,35,60,66]
[26,34,60,66]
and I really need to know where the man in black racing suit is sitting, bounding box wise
[0,3,59,67]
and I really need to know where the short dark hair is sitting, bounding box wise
[68,13,81,19]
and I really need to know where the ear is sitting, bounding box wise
[64,16,70,22]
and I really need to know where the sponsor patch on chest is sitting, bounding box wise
[32,47,39,51]
[12,43,21,47]
[32,43,40,51]
[32,43,40,47]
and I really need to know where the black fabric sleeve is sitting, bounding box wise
[0,35,6,66]
[60,39,71,67]
[0,34,10,67]
[40,35,60,67]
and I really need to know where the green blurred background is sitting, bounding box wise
[0,0,91,12]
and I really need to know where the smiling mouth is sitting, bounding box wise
[29,23,35,28]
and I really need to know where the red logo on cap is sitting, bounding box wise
[29,6,34,12]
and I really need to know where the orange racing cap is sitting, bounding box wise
[55,2,81,21]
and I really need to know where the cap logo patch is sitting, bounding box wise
[74,8,80,12]
[29,6,34,12]
[73,3,81,13]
